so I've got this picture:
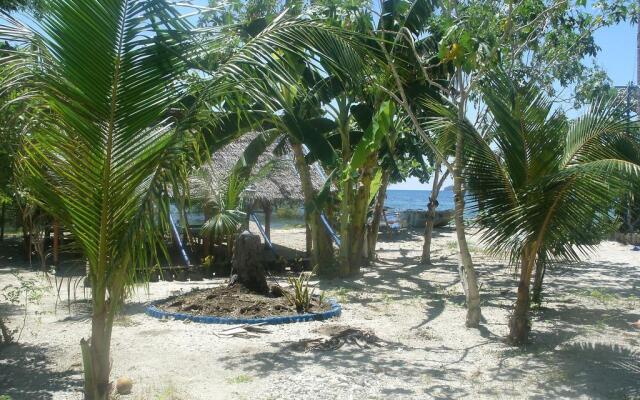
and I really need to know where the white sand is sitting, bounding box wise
[1,228,639,399]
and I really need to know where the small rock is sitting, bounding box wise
[115,376,133,395]
[630,320,640,329]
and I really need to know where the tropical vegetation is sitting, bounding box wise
[0,0,639,397]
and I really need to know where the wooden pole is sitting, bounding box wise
[203,205,212,257]
[263,202,272,241]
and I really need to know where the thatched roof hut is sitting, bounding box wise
[197,132,326,241]
[202,132,325,204]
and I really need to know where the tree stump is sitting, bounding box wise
[232,231,269,294]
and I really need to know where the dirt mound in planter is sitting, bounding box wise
[155,285,331,319]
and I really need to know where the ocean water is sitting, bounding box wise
[384,189,455,212]
[174,188,458,231]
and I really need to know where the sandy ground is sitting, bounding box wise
[1,227,639,400]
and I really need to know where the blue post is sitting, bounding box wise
[250,212,276,254]
[169,213,191,266]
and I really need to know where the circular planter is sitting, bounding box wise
[145,298,341,325]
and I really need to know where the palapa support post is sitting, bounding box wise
[263,202,272,241]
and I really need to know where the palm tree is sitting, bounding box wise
[436,74,640,344]
[190,135,280,259]
[1,1,364,398]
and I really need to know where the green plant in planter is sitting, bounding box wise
[283,266,324,313]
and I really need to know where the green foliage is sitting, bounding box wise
[283,269,322,313]
[431,0,638,108]
[226,374,254,384]
[1,272,46,342]
[275,206,302,219]
[0,0,47,14]
[2,273,46,305]
[348,100,395,171]
[447,73,640,268]
[2,0,368,396]
[199,172,250,242]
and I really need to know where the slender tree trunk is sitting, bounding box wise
[291,142,335,275]
[0,203,5,242]
[367,171,390,263]
[305,223,312,256]
[531,262,546,305]
[508,248,535,344]
[22,225,31,262]
[454,68,481,328]
[338,110,353,278]
[422,163,442,264]
[53,220,60,266]
[81,287,113,400]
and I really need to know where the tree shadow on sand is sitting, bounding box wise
[218,336,472,399]
[0,343,83,399]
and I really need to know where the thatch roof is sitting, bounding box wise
[199,132,326,204]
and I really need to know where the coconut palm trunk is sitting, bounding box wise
[81,295,115,399]
[508,247,535,344]
[291,142,335,272]
[531,253,548,305]
[4,1,367,396]
[458,73,640,344]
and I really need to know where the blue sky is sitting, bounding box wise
[10,3,636,191]
[178,3,637,190]
[392,20,638,190]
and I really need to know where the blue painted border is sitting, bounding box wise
[145,298,341,325]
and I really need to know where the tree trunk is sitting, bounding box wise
[232,231,268,294]
[367,171,390,263]
[305,223,312,256]
[422,162,445,264]
[531,261,546,306]
[0,316,12,345]
[0,203,5,242]
[337,105,353,278]
[347,155,377,275]
[454,67,481,328]
[310,212,334,273]
[81,290,113,400]
[22,225,31,262]
[53,220,60,266]
[290,142,335,275]
[508,250,535,344]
